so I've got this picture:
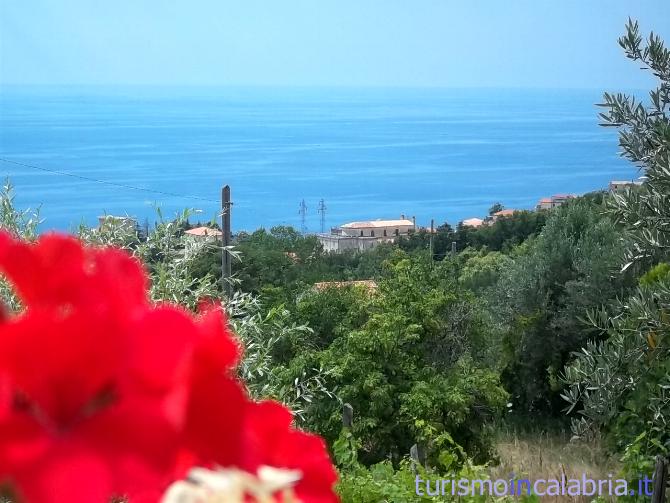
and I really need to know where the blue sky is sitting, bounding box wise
[1,0,669,88]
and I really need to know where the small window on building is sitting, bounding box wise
[383,229,387,236]
[395,229,399,236]
[370,230,375,237]
[360,230,363,236]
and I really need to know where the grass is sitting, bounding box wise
[489,426,621,502]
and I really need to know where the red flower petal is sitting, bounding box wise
[183,374,247,468]
[0,311,125,427]
[0,232,147,314]
[126,305,199,394]
[193,306,241,374]
[241,401,339,503]
[12,443,114,503]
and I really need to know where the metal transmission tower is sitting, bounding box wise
[317,199,327,233]
[299,199,308,234]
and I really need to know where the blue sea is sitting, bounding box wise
[0,86,638,232]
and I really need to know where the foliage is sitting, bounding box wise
[0,180,40,240]
[397,211,546,258]
[226,294,339,422]
[490,194,635,415]
[598,19,670,269]
[458,250,513,292]
[561,20,670,480]
[296,254,508,466]
[459,211,547,253]
[0,182,40,313]
[561,277,670,454]
[186,225,396,307]
[334,426,536,503]
[639,262,670,286]
[488,203,504,216]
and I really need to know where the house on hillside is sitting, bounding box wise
[485,209,520,225]
[461,217,484,228]
[609,178,645,191]
[317,217,415,253]
[535,194,575,211]
[184,226,222,242]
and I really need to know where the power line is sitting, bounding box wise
[0,157,218,203]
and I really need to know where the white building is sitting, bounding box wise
[317,218,415,253]
[339,219,415,238]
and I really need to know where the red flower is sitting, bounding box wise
[240,401,339,503]
[0,232,338,502]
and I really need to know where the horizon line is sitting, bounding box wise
[0,83,648,93]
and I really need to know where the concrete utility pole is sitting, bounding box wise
[221,185,232,297]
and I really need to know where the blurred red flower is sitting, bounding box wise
[0,232,337,503]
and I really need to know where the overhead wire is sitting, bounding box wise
[0,157,219,203]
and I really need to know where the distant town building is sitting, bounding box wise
[492,209,518,218]
[485,209,520,225]
[339,218,415,238]
[535,194,575,211]
[461,217,484,228]
[317,217,415,253]
[609,178,645,191]
[184,226,222,242]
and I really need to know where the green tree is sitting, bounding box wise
[562,21,670,470]
[488,202,504,215]
[599,19,670,268]
[307,255,507,466]
[491,195,635,415]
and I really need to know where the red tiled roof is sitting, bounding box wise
[493,209,517,217]
[185,226,222,237]
[462,217,484,228]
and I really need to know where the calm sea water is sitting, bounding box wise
[0,86,637,232]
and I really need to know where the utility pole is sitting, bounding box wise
[299,199,308,234]
[317,199,327,233]
[221,185,232,297]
